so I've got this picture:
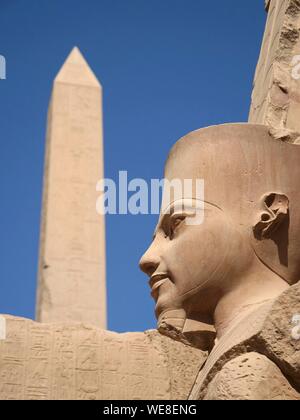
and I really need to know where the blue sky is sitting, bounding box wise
[0,0,266,332]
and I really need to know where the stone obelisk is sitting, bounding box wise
[36,47,107,328]
[249,0,300,138]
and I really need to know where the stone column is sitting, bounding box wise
[36,47,107,328]
[249,0,300,140]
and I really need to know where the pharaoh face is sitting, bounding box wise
[140,123,300,323]
[139,198,254,321]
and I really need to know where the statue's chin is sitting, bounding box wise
[157,308,187,333]
[157,309,216,351]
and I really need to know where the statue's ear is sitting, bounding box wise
[253,193,289,240]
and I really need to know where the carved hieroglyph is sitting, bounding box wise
[36,48,107,328]
[0,316,206,400]
[249,0,300,140]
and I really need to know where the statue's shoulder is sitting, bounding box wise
[190,283,300,400]
[256,281,300,385]
[204,351,299,400]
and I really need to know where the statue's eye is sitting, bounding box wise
[169,215,185,239]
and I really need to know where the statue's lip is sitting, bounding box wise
[149,273,169,299]
[149,273,168,289]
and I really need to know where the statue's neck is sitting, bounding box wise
[213,265,288,339]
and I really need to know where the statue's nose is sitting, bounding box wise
[139,246,160,277]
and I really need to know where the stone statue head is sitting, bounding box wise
[139,124,300,339]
